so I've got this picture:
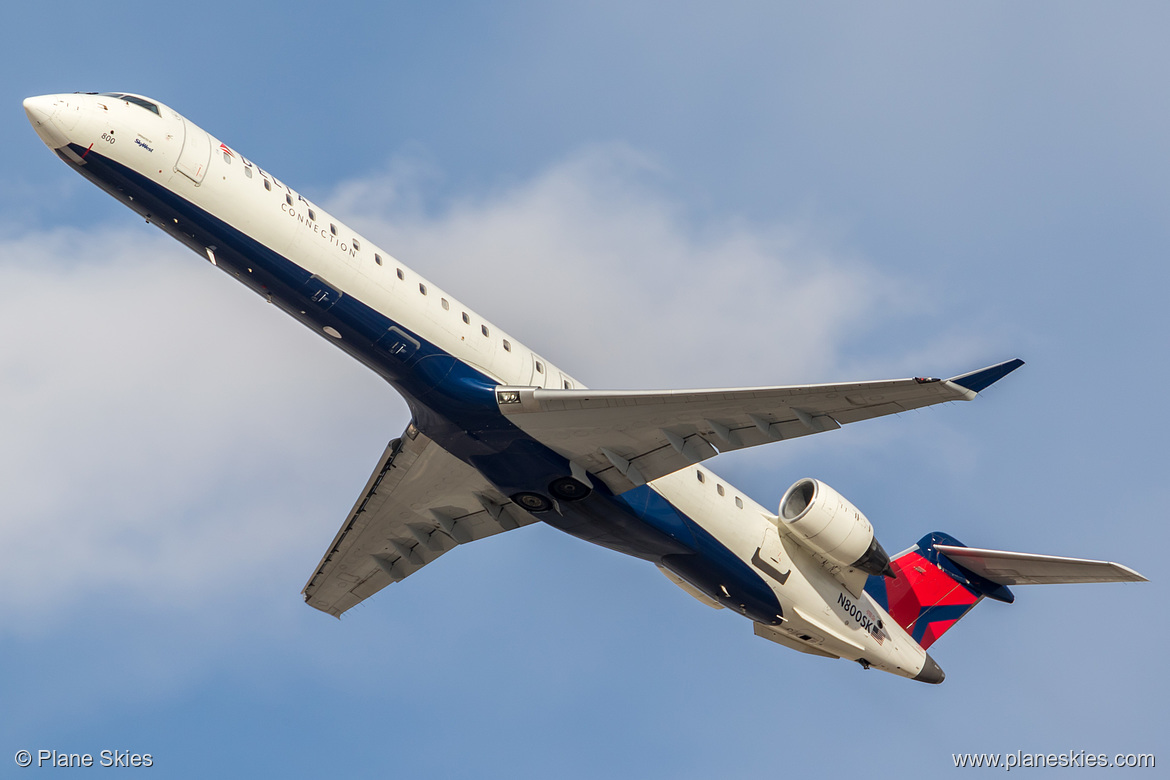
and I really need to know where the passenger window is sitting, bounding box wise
[263,179,271,191]
[244,166,252,179]
[419,283,427,295]
[462,312,470,324]
[223,151,232,164]
[285,194,293,206]
[441,298,450,310]
[696,470,705,483]
[375,254,383,266]
[308,208,316,221]
[563,380,571,389]
[717,484,725,496]
[329,224,337,236]
[735,497,743,508]
[535,361,544,374]
[502,339,511,352]
[353,239,360,251]
[396,269,404,280]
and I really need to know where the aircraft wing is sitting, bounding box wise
[935,545,1148,585]
[496,359,1024,494]
[302,424,537,617]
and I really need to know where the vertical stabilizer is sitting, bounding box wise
[864,532,1014,650]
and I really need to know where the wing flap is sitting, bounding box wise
[936,545,1148,585]
[302,425,536,617]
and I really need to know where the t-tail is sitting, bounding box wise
[865,531,1147,653]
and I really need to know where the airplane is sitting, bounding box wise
[24,91,1147,684]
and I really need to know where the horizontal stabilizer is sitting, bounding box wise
[935,545,1148,585]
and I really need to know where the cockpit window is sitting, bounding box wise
[98,93,160,116]
[122,96,160,115]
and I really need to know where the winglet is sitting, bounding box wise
[947,358,1024,394]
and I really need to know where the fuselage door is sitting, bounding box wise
[175,116,211,184]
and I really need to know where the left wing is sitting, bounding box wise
[496,359,1023,494]
[302,424,538,617]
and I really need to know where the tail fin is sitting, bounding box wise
[863,532,1014,650]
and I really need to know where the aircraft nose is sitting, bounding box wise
[24,94,68,149]
[23,94,54,121]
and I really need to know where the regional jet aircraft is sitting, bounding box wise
[24,92,1147,683]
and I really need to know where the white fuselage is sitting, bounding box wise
[25,92,937,681]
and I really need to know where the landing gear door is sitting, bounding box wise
[175,116,211,184]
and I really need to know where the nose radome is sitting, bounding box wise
[23,95,56,126]
[24,95,68,149]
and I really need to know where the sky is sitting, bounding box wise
[2,2,1166,777]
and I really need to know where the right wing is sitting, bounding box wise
[302,424,537,617]
[496,359,1024,494]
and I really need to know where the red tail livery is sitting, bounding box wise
[865,532,1015,650]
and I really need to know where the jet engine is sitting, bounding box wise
[778,478,894,578]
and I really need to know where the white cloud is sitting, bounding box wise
[332,145,917,388]
[1,146,948,628]
[0,227,395,628]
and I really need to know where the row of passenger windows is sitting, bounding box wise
[695,469,745,508]
[405,268,568,381]
[221,152,359,260]
[233,154,559,380]
[415,282,509,345]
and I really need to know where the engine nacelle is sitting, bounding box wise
[778,478,893,578]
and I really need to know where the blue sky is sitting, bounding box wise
[2,2,1166,777]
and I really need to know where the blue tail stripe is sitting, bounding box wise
[917,532,1016,604]
[911,603,978,644]
[948,358,1025,393]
